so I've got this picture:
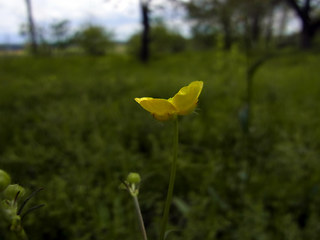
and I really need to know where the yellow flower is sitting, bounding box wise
[135,81,203,121]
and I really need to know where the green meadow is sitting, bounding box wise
[1,49,320,239]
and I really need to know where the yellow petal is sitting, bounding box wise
[169,81,203,115]
[135,97,177,121]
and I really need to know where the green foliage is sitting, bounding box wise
[127,23,187,58]
[50,20,71,50]
[0,169,43,240]
[189,25,216,50]
[0,50,320,240]
[73,25,114,56]
[0,169,11,192]
[184,0,281,50]
[3,184,25,200]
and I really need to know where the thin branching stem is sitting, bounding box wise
[16,228,29,240]
[133,195,148,240]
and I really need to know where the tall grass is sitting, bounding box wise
[0,50,320,240]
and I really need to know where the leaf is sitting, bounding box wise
[173,197,190,216]
[164,228,180,240]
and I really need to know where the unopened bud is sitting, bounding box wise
[126,172,141,184]
[0,169,11,192]
[3,184,25,200]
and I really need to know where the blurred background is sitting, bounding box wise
[0,0,320,239]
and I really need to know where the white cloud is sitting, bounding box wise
[0,0,302,44]
[0,2,27,41]
[0,0,189,43]
[0,0,143,43]
[32,0,139,22]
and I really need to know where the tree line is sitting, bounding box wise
[22,0,320,59]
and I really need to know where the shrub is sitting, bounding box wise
[73,25,114,56]
[127,22,187,58]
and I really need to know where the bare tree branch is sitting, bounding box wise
[24,0,38,54]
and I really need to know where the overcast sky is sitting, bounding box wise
[0,0,186,44]
[0,0,300,44]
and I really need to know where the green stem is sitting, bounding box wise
[16,228,29,240]
[133,195,148,240]
[159,116,179,240]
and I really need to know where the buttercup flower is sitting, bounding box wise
[135,81,203,121]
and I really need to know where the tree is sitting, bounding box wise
[285,0,320,48]
[127,22,187,58]
[24,0,38,54]
[140,0,151,62]
[50,20,70,50]
[183,0,280,49]
[184,0,237,49]
[108,0,181,61]
[73,25,114,56]
[150,24,187,54]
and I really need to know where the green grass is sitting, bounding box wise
[0,50,320,240]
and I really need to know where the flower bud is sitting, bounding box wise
[0,169,11,192]
[3,184,25,200]
[126,172,141,184]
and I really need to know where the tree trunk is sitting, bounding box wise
[25,0,38,55]
[301,23,313,48]
[221,17,232,50]
[301,19,320,48]
[140,0,150,63]
[265,8,274,47]
[251,13,261,43]
[285,0,320,48]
